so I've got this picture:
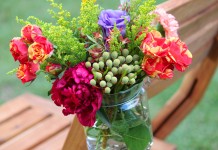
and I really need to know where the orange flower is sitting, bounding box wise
[28,35,53,63]
[16,62,39,84]
[45,63,62,76]
[21,24,42,44]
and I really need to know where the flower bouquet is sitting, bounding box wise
[8,0,192,149]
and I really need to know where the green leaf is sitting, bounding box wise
[111,120,129,134]
[122,124,152,150]
[7,68,18,75]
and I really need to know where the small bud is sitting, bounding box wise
[122,76,129,84]
[107,82,113,88]
[107,71,113,76]
[99,61,104,69]
[105,74,112,82]
[118,56,125,64]
[134,65,140,71]
[122,49,129,57]
[96,72,102,80]
[90,79,96,86]
[93,63,99,71]
[118,67,123,74]
[106,60,113,68]
[133,54,139,61]
[103,52,110,60]
[113,59,120,67]
[111,51,118,59]
[111,67,118,75]
[129,78,136,85]
[105,87,111,94]
[134,61,139,65]
[111,77,117,84]
[99,57,104,62]
[88,57,92,62]
[122,64,129,71]
[126,55,133,64]
[85,62,91,68]
[128,73,135,78]
[100,80,106,87]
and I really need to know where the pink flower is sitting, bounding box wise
[21,24,42,43]
[16,62,40,84]
[9,37,28,63]
[50,62,102,127]
[154,8,179,38]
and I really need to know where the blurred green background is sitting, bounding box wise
[0,0,217,149]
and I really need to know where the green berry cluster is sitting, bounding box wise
[86,49,142,94]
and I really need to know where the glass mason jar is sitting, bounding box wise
[86,78,153,150]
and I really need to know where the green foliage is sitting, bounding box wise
[108,26,123,54]
[79,0,101,36]
[123,124,152,150]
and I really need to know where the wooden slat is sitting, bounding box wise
[0,107,51,145]
[0,97,30,124]
[151,138,176,150]
[0,116,70,150]
[179,2,218,40]
[63,117,87,150]
[33,128,69,150]
[152,34,218,139]
[160,0,218,24]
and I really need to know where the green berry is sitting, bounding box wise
[107,71,113,76]
[122,76,129,84]
[111,51,118,59]
[134,61,139,65]
[88,57,92,62]
[90,79,96,86]
[126,55,133,64]
[107,82,113,88]
[129,78,136,85]
[133,55,139,61]
[122,64,129,71]
[118,56,125,64]
[99,57,104,62]
[122,49,129,57]
[134,65,140,71]
[103,52,110,60]
[85,62,91,68]
[100,80,106,87]
[128,73,135,78]
[105,87,111,94]
[105,74,112,82]
[113,59,120,67]
[111,77,117,84]
[99,61,104,69]
[111,67,118,75]
[106,60,113,68]
[96,72,102,80]
[93,63,99,71]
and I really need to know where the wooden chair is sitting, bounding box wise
[0,0,217,149]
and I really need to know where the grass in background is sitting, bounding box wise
[0,0,217,149]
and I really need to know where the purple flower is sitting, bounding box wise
[98,9,130,38]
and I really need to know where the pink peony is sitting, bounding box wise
[154,8,179,38]
[50,62,102,127]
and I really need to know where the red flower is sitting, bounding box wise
[21,24,42,43]
[50,62,102,127]
[141,31,174,79]
[28,35,54,63]
[9,37,28,63]
[45,63,62,76]
[167,38,192,71]
[16,62,39,84]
